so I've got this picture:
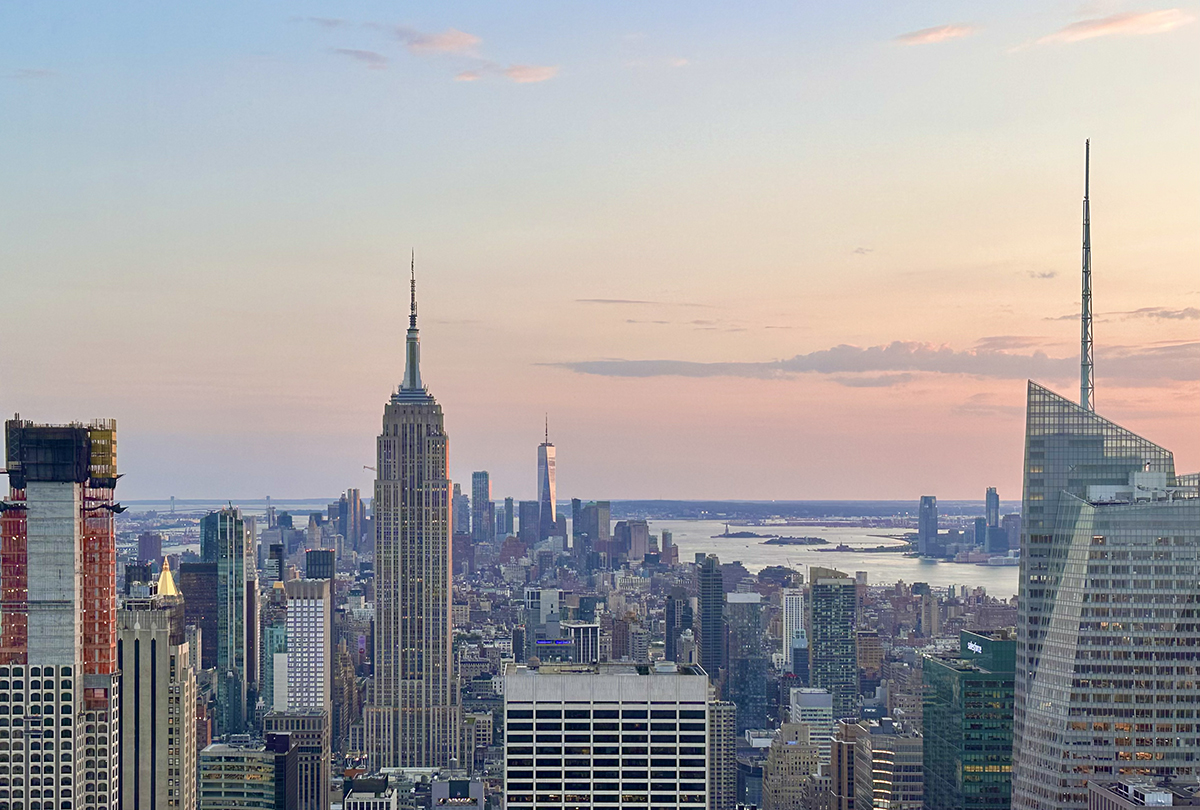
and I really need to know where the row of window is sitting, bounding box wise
[507,793,705,805]
[508,709,704,720]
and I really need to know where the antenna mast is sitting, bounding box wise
[1080,140,1094,411]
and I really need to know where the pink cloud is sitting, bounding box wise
[895,24,976,45]
[394,26,481,54]
[1038,9,1196,43]
[455,70,482,82]
[503,64,559,83]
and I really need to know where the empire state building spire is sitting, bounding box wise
[399,251,426,397]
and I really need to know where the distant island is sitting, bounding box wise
[814,543,912,553]
[762,536,830,546]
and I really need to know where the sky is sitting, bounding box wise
[2,1,1199,502]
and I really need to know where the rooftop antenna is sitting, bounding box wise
[1080,139,1094,411]
[545,413,549,444]
[409,249,417,330]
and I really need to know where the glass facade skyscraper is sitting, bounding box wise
[924,630,1015,810]
[1012,382,1200,809]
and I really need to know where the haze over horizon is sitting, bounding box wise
[3,1,1199,501]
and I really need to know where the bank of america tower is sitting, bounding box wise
[364,264,457,768]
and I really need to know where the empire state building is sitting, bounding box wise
[364,265,457,769]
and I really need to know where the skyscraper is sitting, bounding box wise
[537,420,556,541]
[364,265,457,769]
[918,495,938,556]
[1011,383,1200,809]
[724,592,769,733]
[697,554,725,682]
[471,471,491,542]
[781,588,805,670]
[985,486,1000,528]
[118,562,199,810]
[503,496,515,536]
[665,587,693,662]
[2,418,122,810]
[924,630,1014,810]
[202,506,257,736]
[809,567,858,719]
[452,482,470,535]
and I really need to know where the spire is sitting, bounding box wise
[545,413,549,444]
[399,250,425,394]
[156,558,180,598]
[1080,140,1094,411]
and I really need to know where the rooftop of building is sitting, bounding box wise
[504,661,706,678]
[1090,778,1200,806]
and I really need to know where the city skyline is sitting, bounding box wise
[3,2,1199,501]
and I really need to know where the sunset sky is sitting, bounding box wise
[2,1,1199,501]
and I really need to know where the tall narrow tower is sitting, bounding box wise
[537,416,556,541]
[1080,139,1094,411]
[364,259,457,769]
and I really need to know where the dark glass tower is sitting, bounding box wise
[918,495,939,556]
[924,630,1015,810]
[1011,382,1200,809]
[724,593,769,733]
[698,555,725,682]
[201,507,256,736]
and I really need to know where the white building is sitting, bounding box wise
[286,578,331,713]
[790,687,835,764]
[781,588,805,669]
[504,661,709,809]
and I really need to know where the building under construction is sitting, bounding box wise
[1,416,121,809]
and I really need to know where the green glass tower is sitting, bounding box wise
[924,630,1015,809]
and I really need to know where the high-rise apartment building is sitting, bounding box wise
[285,578,331,714]
[471,471,491,542]
[985,486,1000,527]
[781,588,805,670]
[924,630,1015,810]
[697,555,725,683]
[364,269,457,769]
[709,699,737,810]
[918,495,939,556]
[201,506,257,736]
[503,661,709,809]
[118,562,198,810]
[2,418,122,810]
[809,567,858,719]
[537,425,556,541]
[1012,383,1200,809]
[665,587,692,662]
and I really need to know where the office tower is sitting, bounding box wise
[563,622,600,663]
[264,711,330,810]
[924,630,1015,810]
[762,724,821,810]
[624,518,650,561]
[202,506,257,736]
[305,548,335,580]
[665,587,693,662]
[790,687,835,764]
[918,495,938,556]
[125,561,153,595]
[179,561,218,670]
[537,421,556,541]
[139,530,164,565]
[503,660,709,808]
[781,588,805,670]
[283,579,332,714]
[790,629,810,683]
[471,471,491,542]
[364,266,457,769]
[829,721,866,810]
[697,554,725,682]
[339,488,366,551]
[2,418,121,810]
[261,592,288,713]
[709,700,737,810]
[809,567,858,719]
[1010,383,1200,809]
[853,719,923,810]
[725,592,768,733]
[452,483,470,535]
[1001,513,1021,551]
[985,486,1000,527]
[517,500,540,545]
[503,496,515,536]
[973,516,988,546]
[331,639,360,754]
[266,543,285,582]
[199,733,299,809]
[118,562,198,810]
